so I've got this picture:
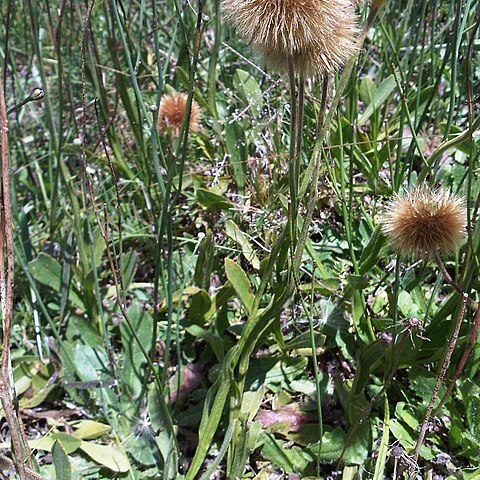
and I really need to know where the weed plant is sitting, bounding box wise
[0,1,480,479]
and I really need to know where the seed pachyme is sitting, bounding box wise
[221,0,359,78]
[157,92,201,138]
[382,187,467,258]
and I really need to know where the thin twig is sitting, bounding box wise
[94,99,124,295]
[433,305,480,417]
[6,88,44,115]
[412,293,468,463]
[0,454,47,480]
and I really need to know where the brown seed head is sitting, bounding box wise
[157,92,201,138]
[382,187,467,258]
[221,0,360,77]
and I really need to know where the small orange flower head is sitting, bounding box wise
[382,187,467,258]
[157,92,201,138]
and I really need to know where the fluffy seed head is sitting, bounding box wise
[382,187,467,258]
[157,92,201,138]
[221,0,360,77]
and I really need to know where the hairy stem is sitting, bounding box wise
[433,305,480,417]
[413,293,468,461]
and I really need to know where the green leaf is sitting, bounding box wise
[289,379,317,396]
[224,258,254,313]
[29,432,82,454]
[225,220,260,270]
[358,77,376,106]
[395,402,420,432]
[144,386,179,472]
[348,275,369,290]
[284,331,326,351]
[52,440,71,480]
[18,361,57,408]
[185,325,226,362]
[246,357,308,390]
[409,368,439,403]
[14,359,40,396]
[467,397,480,436]
[120,302,154,400]
[240,386,266,422]
[148,383,173,434]
[73,344,109,383]
[198,421,237,480]
[194,231,215,290]
[204,282,235,321]
[358,74,396,126]
[359,226,386,275]
[258,432,312,474]
[225,122,247,190]
[70,420,112,440]
[66,314,103,349]
[196,188,233,210]
[158,286,202,312]
[342,421,370,465]
[189,289,212,326]
[123,428,161,467]
[352,290,370,343]
[349,338,389,409]
[121,250,139,290]
[233,69,263,118]
[79,441,130,473]
[309,427,346,463]
[398,291,419,317]
[28,253,84,309]
[389,419,416,450]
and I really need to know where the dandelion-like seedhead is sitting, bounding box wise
[221,0,360,77]
[157,92,201,138]
[382,187,467,258]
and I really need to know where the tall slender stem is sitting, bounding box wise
[0,59,29,480]
[413,294,468,463]
[295,72,305,177]
[433,305,480,417]
[287,56,298,249]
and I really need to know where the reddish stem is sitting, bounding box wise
[433,305,480,417]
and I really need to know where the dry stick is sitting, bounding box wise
[0,64,28,480]
[433,305,480,417]
[81,0,117,376]
[412,293,469,463]
[427,251,480,417]
[93,99,124,295]
[0,454,47,480]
